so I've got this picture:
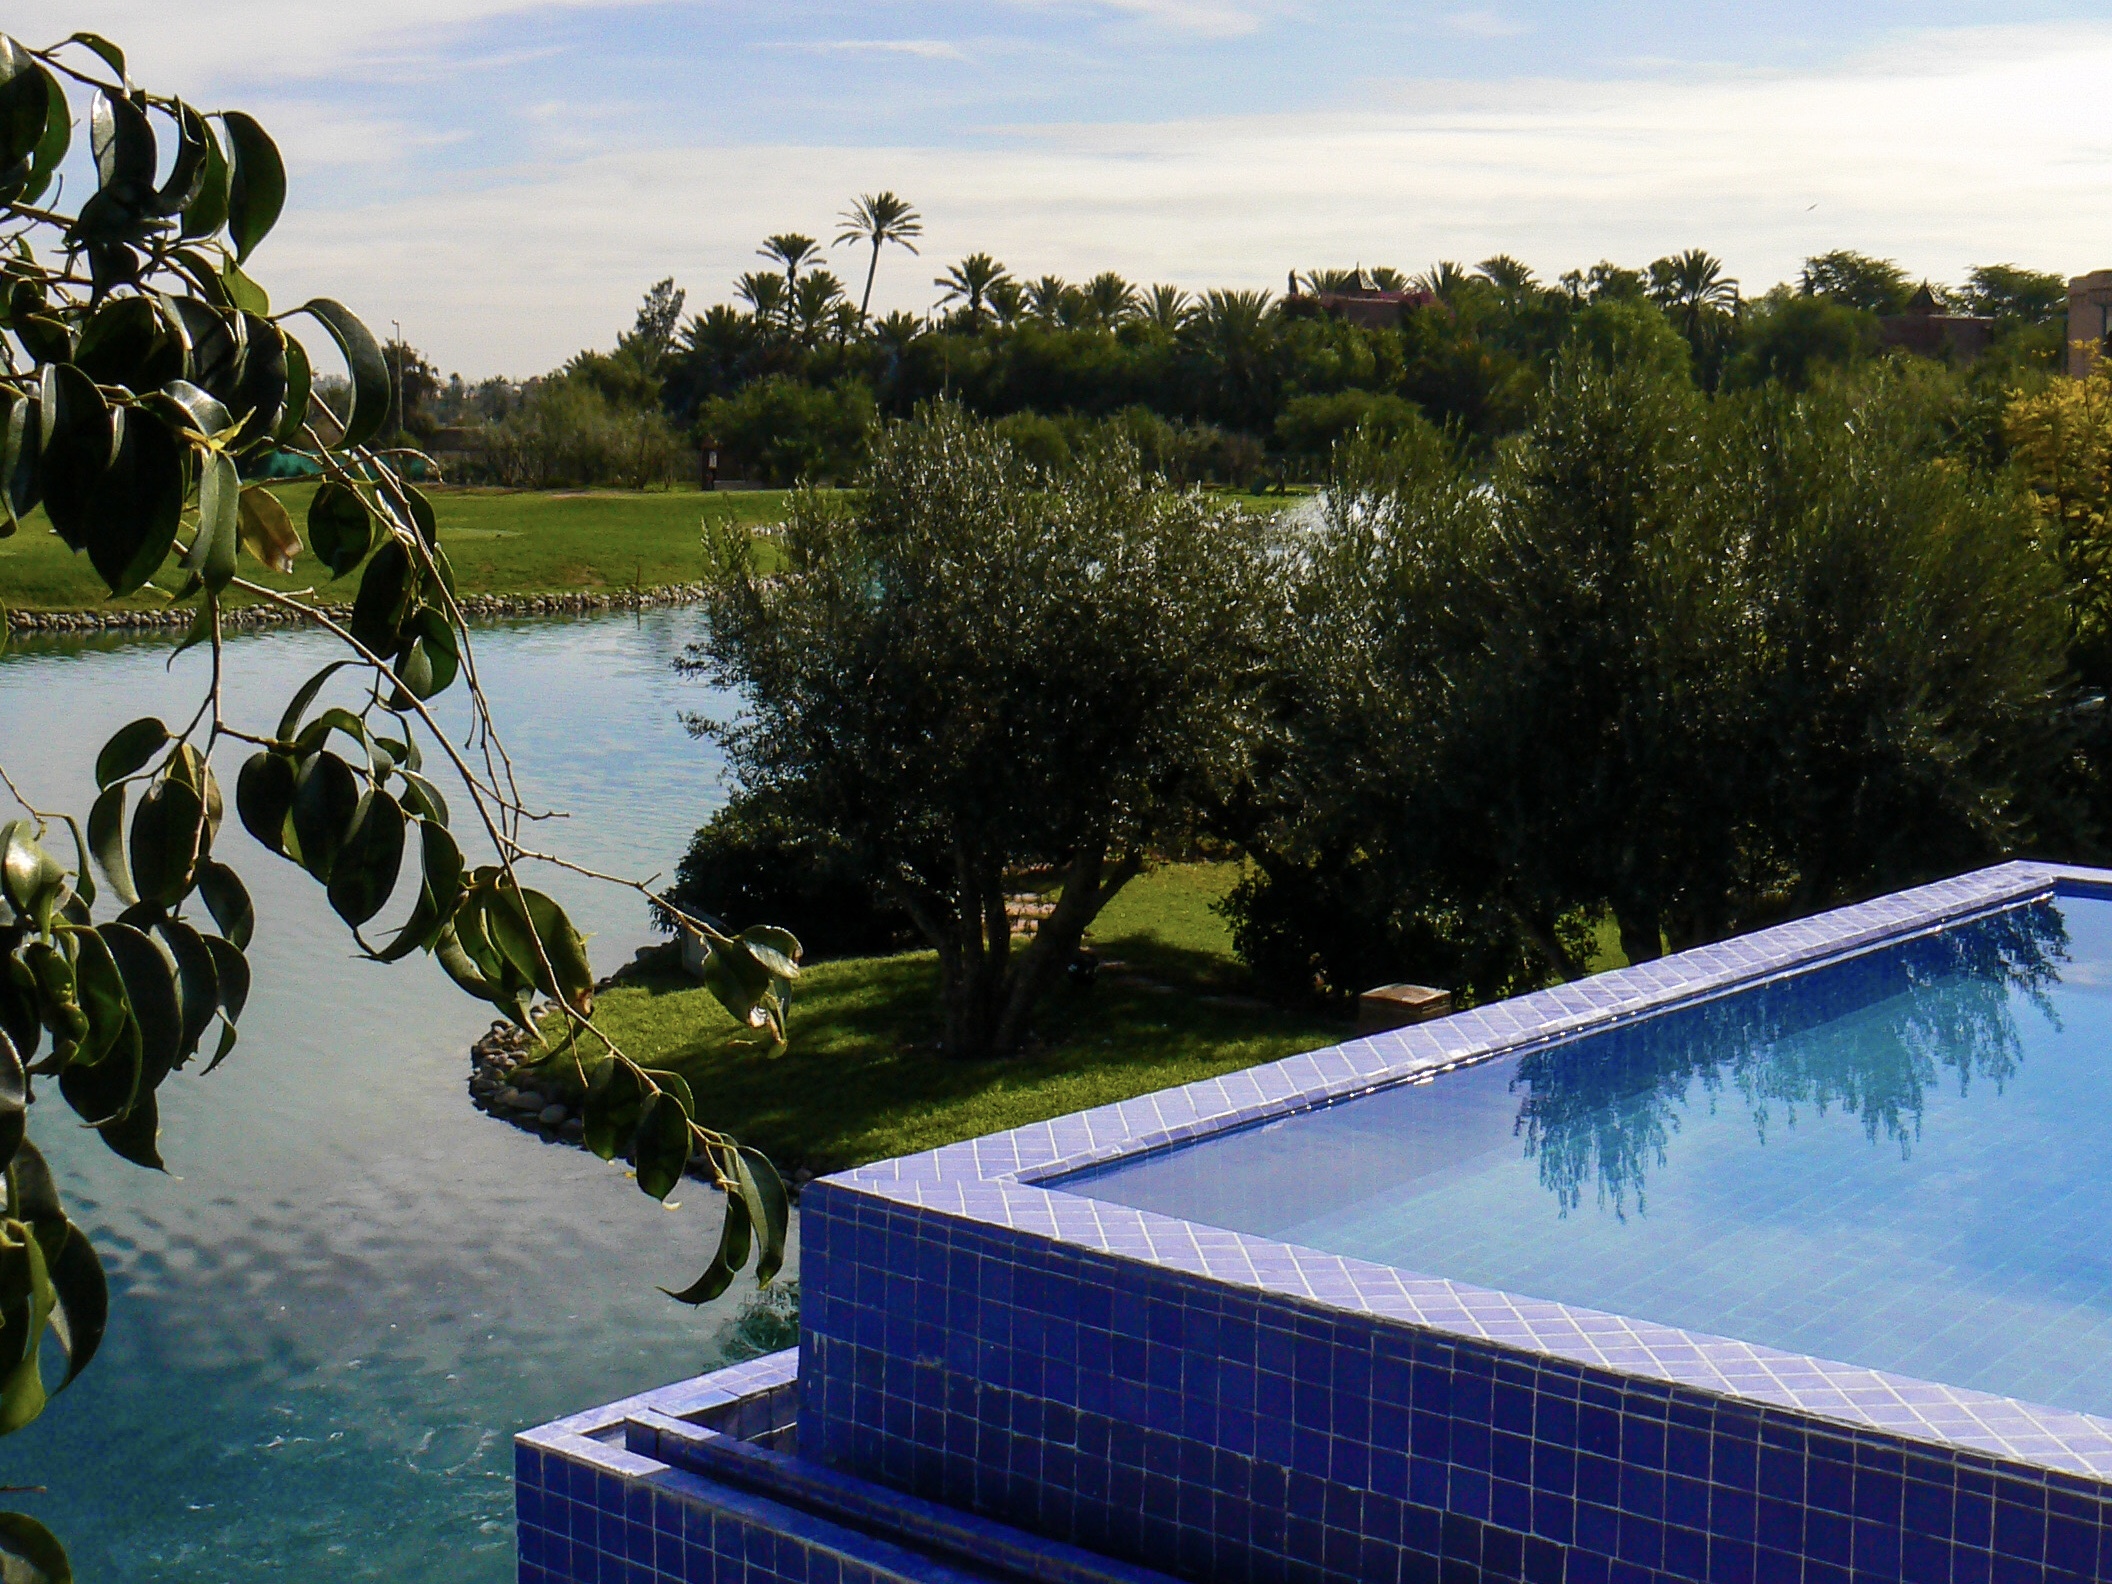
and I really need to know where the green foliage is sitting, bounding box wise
[1724,288,1878,391]
[1799,249,1915,315]
[1273,389,1434,464]
[689,405,1280,1059]
[0,34,796,1564]
[1223,348,2081,1002]
[701,376,875,484]
[486,378,683,489]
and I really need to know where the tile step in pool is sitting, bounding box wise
[519,1351,1182,1584]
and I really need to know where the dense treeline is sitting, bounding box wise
[414,203,2071,488]
[672,337,2112,1052]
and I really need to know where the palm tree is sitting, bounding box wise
[1183,288,1275,428]
[1477,255,1537,293]
[833,192,922,319]
[1083,271,1139,327]
[792,269,848,347]
[758,233,820,313]
[734,270,787,327]
[934,252,1011,332]
[1027,275,1070,322]
[1365,266,1409,292]
[870,310,924,358]
[987,277,1026,328]
[1144,283,1190,330]
[1647,249,1741,386]
[1412,261,1473,302]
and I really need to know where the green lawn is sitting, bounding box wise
[514,862,1348,1177]
[0,484,791,612]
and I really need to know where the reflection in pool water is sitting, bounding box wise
[0,612,790,1581]
[1064,894,2112,1416]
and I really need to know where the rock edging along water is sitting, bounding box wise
[2,583,710,635]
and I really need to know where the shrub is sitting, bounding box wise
[702,376,876,484]
[659,788,917,960]
[1274,390,1434,466]
[485,378,683,487]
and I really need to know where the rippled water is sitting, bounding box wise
[0,610,789,1581]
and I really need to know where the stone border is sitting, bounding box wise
[3,583,708,635]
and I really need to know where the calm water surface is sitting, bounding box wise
[1067,895,2112,1416]
[0,610,788,1581]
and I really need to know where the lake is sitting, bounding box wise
[0,609,786,1581]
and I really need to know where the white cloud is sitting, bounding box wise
[760,39,971,61]
[251,20,2112,375]
[1440,10,1529,39]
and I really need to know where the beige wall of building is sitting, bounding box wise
[2068,271,2112,377]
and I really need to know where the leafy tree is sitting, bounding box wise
[1182,288,1277,430]
[1799,249,1913,315]
[934,252,1011,332]
[1082,271,1139,327]
[0,34,796,1573]
[791,270,849,348]
[1477,255,1538,293]
[689,406,1279,1059]
[701,376,876,483]
[1724,288,1876,391]
[1957,263,2066,328]
[833,191,922,319]
[1647,249,1740,386]
[1274,390,1433,465]
[382,338,443,440]
[630,276,687,363]
[2005,366,2112,682]
[733,270,788,328]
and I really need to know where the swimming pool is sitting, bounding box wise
[1059,892,2112,1420]
[525,863,2112,1584]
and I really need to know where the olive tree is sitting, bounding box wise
[0,34,792,1576]
[690,404,1278,1060]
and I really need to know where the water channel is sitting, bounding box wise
[0,609,782,1581]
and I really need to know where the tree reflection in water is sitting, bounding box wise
[1511,902,2069,1218]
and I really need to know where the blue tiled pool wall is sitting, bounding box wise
[799,1183,2112,1584]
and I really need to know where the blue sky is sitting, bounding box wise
[16,2,2112,375]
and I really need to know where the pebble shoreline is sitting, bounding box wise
[4,583,709,634]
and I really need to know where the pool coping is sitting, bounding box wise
[821,858,2112,1485]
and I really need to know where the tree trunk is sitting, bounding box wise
[899,839,1142,1061]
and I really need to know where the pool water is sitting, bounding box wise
[0,612,790,1581]
[1062,893,2112,1418]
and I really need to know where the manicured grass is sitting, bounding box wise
[515,863,1348,1177]
[0,484,791,612]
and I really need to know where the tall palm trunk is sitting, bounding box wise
[860,240,881,319]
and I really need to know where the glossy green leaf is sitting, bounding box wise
[396,770,449,827]
[484,883,597,1016]
[184,451,240,590]
[37,363,113,552]
[200,934,248,1026]
[154,916,219,1059]
[20,942,83,1065]
[306,482,372,579]
[0,1220,52,1433]
[88,88,153,197]
[292,299,390,448]
[0,961,37,1065]
[366,821,461,963]
[740,925,803,979]
[640,1068,696,1120]
[86,785,135,906]
[74,297,184,392]
[734,1147,791,1286]
[100,921,180,1090]
[57,813,94,912]
[633,1090,693,1201]
[0,821,63,934]
[93,1087,162,1171]
[155,101,210,218]
[0,1507,73,1583]
[63,926,128,1070]
[128,778,202,908]
[274,661,357,746]
[65,30,126,82]
[0,40,44,173]
[275,332,312,445]
[196,860,254,950]
[2,390,37,526]
[236,484,299,575]
[44,1218,107,1392]
[219,111,284,260]
[234,751,297,856]
[148,377,232,442]
[21,66,70,208]
[349,539,415,654]
[179,114,228,240]
[289,751,360,883]
[94,717,169,789]
[75,406,187,598]
[230,313,288,445]
[581,1059,646,1162]
[327,790,405,928]
[663,1195,750,1306]
[167,296,244,405]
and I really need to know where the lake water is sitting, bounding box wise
[0,610,788,1581]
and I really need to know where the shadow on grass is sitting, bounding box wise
[529,947,1347,1177]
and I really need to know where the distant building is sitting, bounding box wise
[1285,271,1433,329]
[1878,285,1993,362]
[2068,270,2112,377]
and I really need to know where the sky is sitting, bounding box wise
[12,1,2112,378]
